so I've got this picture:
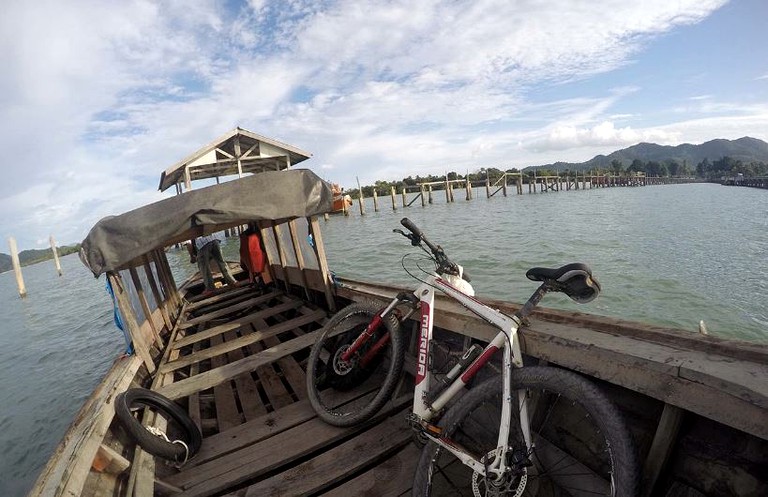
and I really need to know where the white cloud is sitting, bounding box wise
[0,0,751,249]
[529,121,681,152]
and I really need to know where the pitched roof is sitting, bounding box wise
[158,127,312,191]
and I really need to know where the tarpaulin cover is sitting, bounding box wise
[80,169,333,277]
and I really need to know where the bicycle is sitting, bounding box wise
[306,218,638,496]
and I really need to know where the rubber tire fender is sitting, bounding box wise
[114,388,202,462]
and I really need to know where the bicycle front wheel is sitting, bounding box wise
[412,366,638,496]
[306,301,405,427]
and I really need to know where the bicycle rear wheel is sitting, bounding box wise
[412,366,638,496]
[306,301,405,427]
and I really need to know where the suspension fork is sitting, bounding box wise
[340,292,416,363]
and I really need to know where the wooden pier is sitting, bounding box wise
[347,172,702,214]
[722,176,768,189]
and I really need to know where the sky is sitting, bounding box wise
[1,0,767,250]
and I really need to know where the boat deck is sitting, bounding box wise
[151,283,417,497]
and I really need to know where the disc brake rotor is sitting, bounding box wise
[471,453,527,497]
[332,344,356,375]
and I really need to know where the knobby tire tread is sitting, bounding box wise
[412,366,638,497]
[307,301,405,427]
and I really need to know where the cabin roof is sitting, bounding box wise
[158,127,312,192]
[81,169,332,276]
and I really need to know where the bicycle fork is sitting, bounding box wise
[339,293,417,367]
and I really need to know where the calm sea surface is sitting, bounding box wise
[1,183,766,495]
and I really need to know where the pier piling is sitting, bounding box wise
[8,236,27,298]
[50,235,62,276]
[356,177,365,216]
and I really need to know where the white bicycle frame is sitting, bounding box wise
[382,269,534,480]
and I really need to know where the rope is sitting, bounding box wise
[146,426,191,466]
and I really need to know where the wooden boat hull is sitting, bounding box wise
[30,267,768,497]
[331,194,352,213]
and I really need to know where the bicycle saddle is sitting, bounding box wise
[525,263,601,304]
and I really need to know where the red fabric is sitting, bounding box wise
[240,231,271,284]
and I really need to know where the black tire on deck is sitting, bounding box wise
[306,301,405,427]
[114,388,202,462]
[412,366,638,496]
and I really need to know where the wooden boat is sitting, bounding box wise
[29,136,767,497]
[331,183,353,213]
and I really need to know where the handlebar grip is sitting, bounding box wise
[401,217,439,253]
[400,218,423,239]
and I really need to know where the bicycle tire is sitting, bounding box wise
[412,366,638,496]
[306,301,405,427]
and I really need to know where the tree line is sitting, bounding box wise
[345,157,768,195]
[0,244,81,273]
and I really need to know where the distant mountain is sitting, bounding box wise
[526,137,768,172]
[0,245,81,273]
[0,253,10,273]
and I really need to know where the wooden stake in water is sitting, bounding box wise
[50,235,62,276]
[356,176,365,216]
[8,237,27,298]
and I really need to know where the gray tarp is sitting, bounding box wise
[80,169,333,277]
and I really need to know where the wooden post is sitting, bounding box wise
[449,182,455,202]
[444,178,450,202]
[8,236,26,298]
[107,272,156,373]
[49,235,62,276]
[324,213,330,221]
[153,249,181,317]
[234,135,244,178]
[184,166,192,191]
[373,189,379,212]
[641,404,684,497]
[356,177,365,216]
[129,267,162,347]
[401,187,407,207]
[391,186,397,211]
[143,256,171,331]
[465,180,471,201]
[308,217,336,312]
[428,185,433,204]
[288,220,311,301]
[420,185,426,207]
[271,222,292,292]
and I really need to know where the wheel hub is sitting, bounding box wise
[471,452,528,497]
[332,345,356,375]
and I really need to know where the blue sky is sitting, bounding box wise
[1,0,766,249]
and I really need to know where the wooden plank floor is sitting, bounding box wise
[154,285,419,497]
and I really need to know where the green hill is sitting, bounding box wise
[0,244,81,273]
[527,136,768,173]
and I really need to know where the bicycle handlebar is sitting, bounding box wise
[400,218,438,253]
[400,218,459,276]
